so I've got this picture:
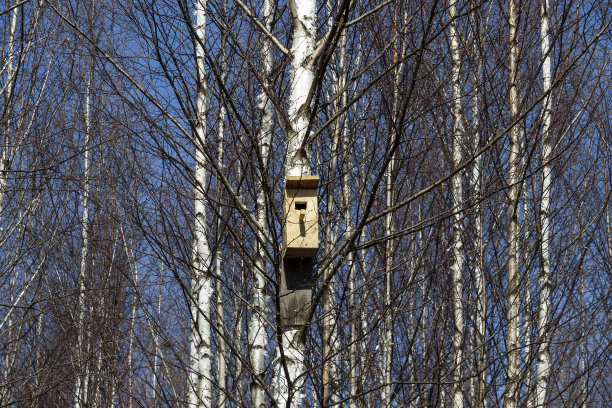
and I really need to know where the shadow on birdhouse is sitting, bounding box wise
[280,258,314,326]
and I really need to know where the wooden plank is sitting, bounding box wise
[280,258,314,326]
[285,175,319,189]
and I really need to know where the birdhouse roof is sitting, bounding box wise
[286,175,319,189]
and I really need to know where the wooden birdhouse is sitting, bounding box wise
[282,175,319,259]
[280,175,319,326]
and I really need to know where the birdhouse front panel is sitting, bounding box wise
[280,258,313,326]
[283,183,319,259]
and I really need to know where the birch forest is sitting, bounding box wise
[1,0,611,406]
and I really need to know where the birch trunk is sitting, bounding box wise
[449,1,465,406]
[322,5,346,402]
[470,8,487,406]
[347,35,364,408]
[285,0,316,178]
[535,0,552,405]
[0,1,19,217]
[215,33,227,405]
[343,136,357,408]
[249,0,274,406]
[127,245,137,408]
[33,311,43,407]
[152,274,163,406]
[505,0,521,406]
[73,67,92,408]
[579,275,587,408]
[0,11,35,383]
[381,6,410,403]
[215,251,226,407]
[382,145,394,408]
[189,0,213,405]
[321,107,339,406]
[92,236,117,408]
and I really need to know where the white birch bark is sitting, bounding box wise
[0,1,19,217]
[470,8,487,406]
[322,119,339,407]
[449,1,465,406]
[151,274,163,406]
[417,204,426,407]
[276,327,306,407]
[343,136,357,408]
[73,67,93,408]
[249,1,275,407]
[215,257,227,408]
[90,236,117,408]
[535,0,552,405]
[345,36,365,407]
[189,0,213,406]
[322,3,346,402]
[285,0,316,178]
[33,310,43,407]
[381,7,411,403]
[505,0,520,405]
[215,30,227,405]
[382,146,394,408]
[579,274,587,408]
[127,245,137,408]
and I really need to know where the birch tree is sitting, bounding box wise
[470,7,486,405]
[73,64,93,408]
[321,0,349,403]
[0,0,19,216]
[215,13,227,404]
[449,0,465,406]
[505,0,521,405]
[535,0,552,405]
[249,1,275,406]
[189,0,213,405]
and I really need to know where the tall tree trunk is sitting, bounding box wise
[382,141,394,408]
[250,1,274,407]
[535,0,552,405]
[346,35,364,407]
[449,1,465,406]
[470,7,486,406]
[189,0,213,405]
[0,0,19,217]
[92,235,118,408]
[33,309,43,407]
[74,66,92,408]
[322,3,346,402]
[505,0,520,406]
[215,29,227,405]
[127,242,137,408]
[321,109,339,407]
[152,273,163,406]
[0,6,32,397]
[285,0,316,178]
[381,6,410,404]
[343,128,357,408]
[215,235,226,408]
